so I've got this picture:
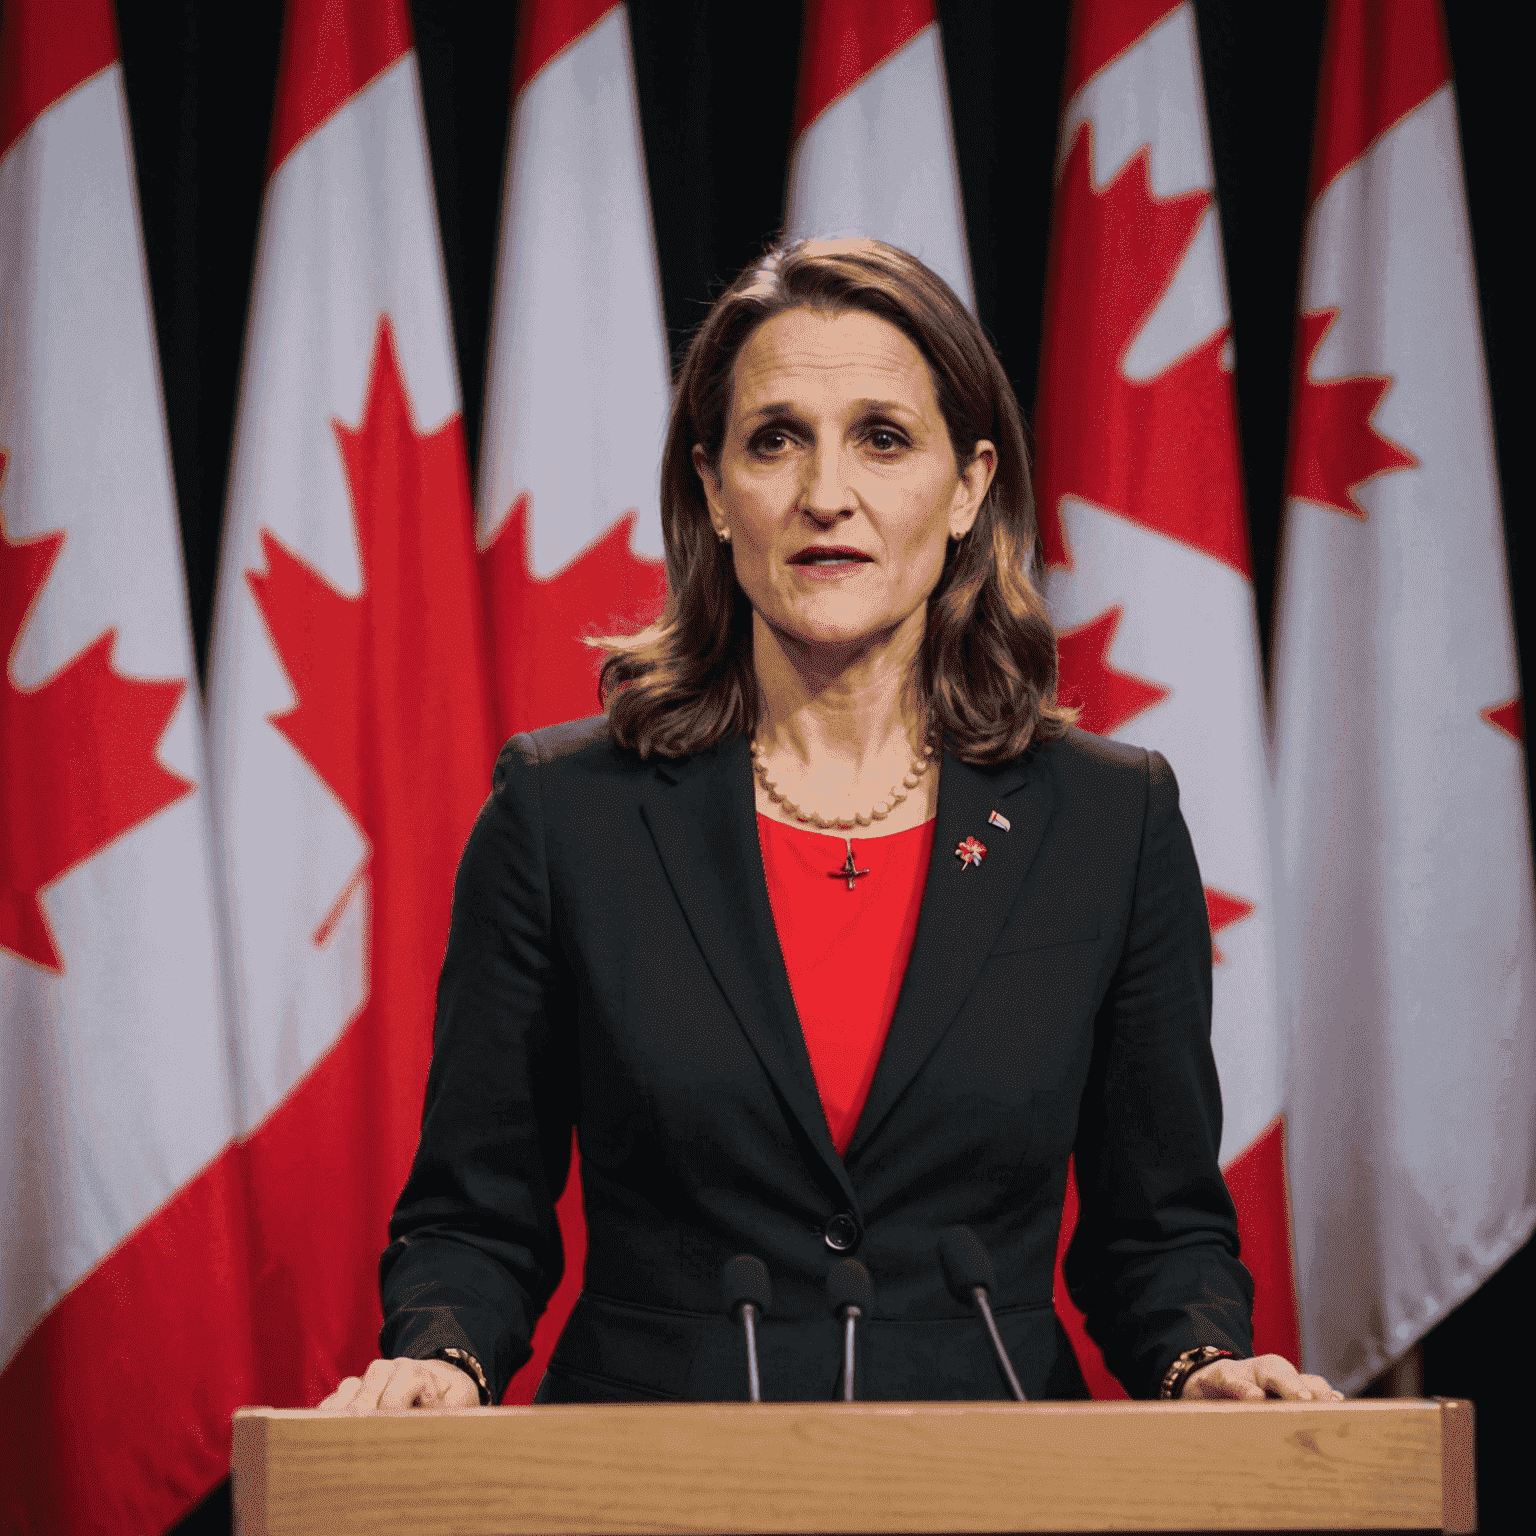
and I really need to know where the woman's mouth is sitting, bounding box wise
[788,546,873,567]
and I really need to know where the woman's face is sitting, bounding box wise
[695,306,995,656]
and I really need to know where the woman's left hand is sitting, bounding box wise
[1183,1353,1343,1401]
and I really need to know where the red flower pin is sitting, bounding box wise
[955,836,987,869]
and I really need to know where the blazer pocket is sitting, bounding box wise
[548,1290,702,1401]
[536,1362,681,1403]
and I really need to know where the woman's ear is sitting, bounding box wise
[693,444,728,534]
[949,440,997,539]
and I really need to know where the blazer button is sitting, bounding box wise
[823,1212,859,1252]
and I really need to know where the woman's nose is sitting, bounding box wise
[800,443,856,521]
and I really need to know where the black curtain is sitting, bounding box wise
[18,0,1529,1528]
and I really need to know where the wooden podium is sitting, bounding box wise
[232,1398,1475,1535]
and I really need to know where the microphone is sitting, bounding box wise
[827,1258,874,1403]
[938,1226,1027,1401]
[721,1255,772,1403]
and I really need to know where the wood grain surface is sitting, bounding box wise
[232,1399,1469,1536]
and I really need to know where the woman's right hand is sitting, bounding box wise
[318,1357,479,1412]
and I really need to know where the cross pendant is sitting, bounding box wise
[830,838,871,891]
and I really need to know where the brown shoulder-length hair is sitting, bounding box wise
[598,237,1072,762]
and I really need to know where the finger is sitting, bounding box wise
[318,1376,363,1412]
[347,1358,404,1413]
[1256,1355,1337,1401]
[416,1359,483,1408]
[1185,1361,1264,1401]
[377,1361,435,1411]
[1253,1354,1315,1400]
[1180,1364,1213,1399]
[438,1367,480,1408]
[1299,1372,1345,1402]
[1224,1365,1266,1402]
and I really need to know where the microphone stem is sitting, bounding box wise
[741,1302,761,1403]
[972,1286,1026,1402]
[841,1305,861,1402]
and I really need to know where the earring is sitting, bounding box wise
[716,527,730,543]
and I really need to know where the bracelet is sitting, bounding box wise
[1159,1345,1236,1399]
[433,1347,491,1405]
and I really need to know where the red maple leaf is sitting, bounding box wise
[1,454,191,972]
[246,317,494,942]
[1285,309,1417,519]
[479,497,667,739]
[1481,696,1524,744]
[1056,604,1170,736]
[1035,128,1248,577]
[1205,886,1254,966]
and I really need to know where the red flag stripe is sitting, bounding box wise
[513,0,619,97]
[503,1138,588,1402]
[1052,1163,1126,1399]
[1308,0,1451,201]
[266,0,413,176]
[0,0,117,163]
[1223,1117,1302,1368]
[239,991,438,1410]
[1060,0,1179,101]
[792,0,935,139]
[0,1151,254,1535]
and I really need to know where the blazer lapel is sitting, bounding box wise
[639,737,857,1207]
[845,745,1056,1161]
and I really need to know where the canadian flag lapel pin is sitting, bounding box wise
[956,836,987,870]
[988,810,1010,831]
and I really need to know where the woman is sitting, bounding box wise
[325,239,1338,1411]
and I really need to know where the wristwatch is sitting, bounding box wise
[433,1346,491,1405]
[1159,1344,1236,1399]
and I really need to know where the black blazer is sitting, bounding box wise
[380,719,1253,1403]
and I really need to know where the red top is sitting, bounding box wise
[758,813,935,1154]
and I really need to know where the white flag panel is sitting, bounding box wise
[1275,85,1536,1387]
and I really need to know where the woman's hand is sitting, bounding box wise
[318,1357,480,1412]
[1183,1353,1343,1402]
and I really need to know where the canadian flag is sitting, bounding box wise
[1273,0,1536,1390]
[1035,1,1296,1396]
[207,0,494,1414]
[785,0,973,309]
[475,0,671,1399]
[0,2,251,1530]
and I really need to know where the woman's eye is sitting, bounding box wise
[751,429,792,455]
[867,427,905,453]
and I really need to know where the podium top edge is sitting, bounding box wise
[232,1398,1459,1420]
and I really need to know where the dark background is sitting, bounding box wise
[27,0,1531,1529]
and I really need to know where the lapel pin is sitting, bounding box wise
[988,810,1011,831]
[956,835,987,869]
